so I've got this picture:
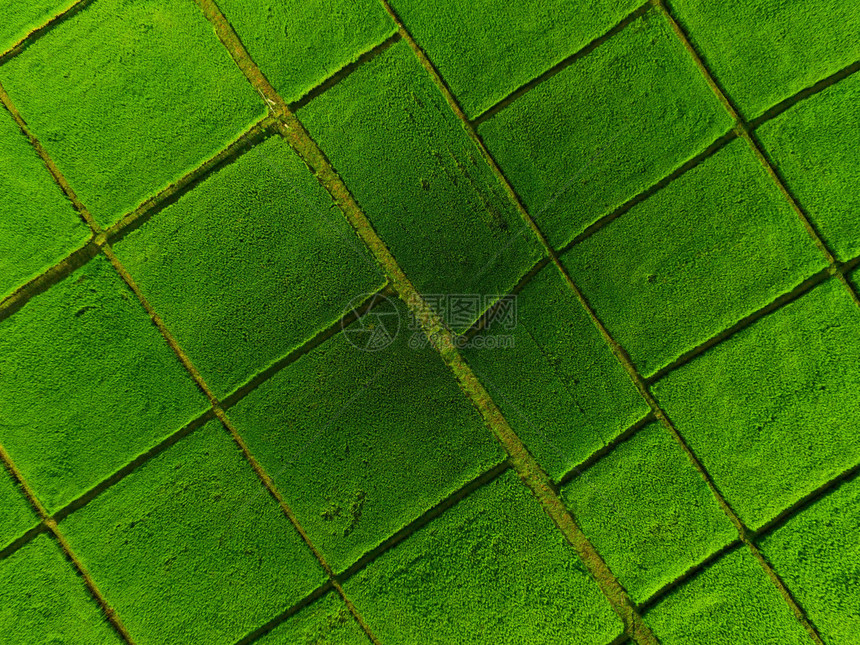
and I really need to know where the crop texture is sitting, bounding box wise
[0,0,265,227]
[0,0,857,643]
[0,104,89,300]
[112,136,384,398]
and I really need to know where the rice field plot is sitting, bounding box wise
[668,0,860,119]
[757,70,860,261]
[653,279,860,530]
[0,256,207,513]
[388,0,642,118]
[479,9,733,249]
[461,264,648,481]
[562,139,826,378]
[113,136,384,398]
[216,0,395,104]
[0,104,90,301]
[61,421,325,645]
[0,0,265,227]
[345,470,624,645]
[299,41,543,332]
[227,297,505,573]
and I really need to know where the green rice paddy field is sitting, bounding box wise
[0,1,858,643]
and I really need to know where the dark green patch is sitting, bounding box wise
[645,547,812,644]
[0,0,265,227]
[562,422,735,603]
[257,591,369,645]
[113,136,384,398]
[757,72,860,261]
[0,255,208,512]
[390,0,642,118]
[345,470,623,644]
[461,265,648,481]
[0,465,38,551]
[227,297,505,572]
[0,0,74,52]
[562,138,827,377]
[217,0,394,104]
[654,279,860,530]
[299,41,543,332]
[61,421,325,645]
[668,0,860,119]
[0,534,122,644]
[759,476,860,645]
[479,9,732,249]
[0,104,90,300]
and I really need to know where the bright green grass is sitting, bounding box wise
[645,547,812,644]
[461,265,648,481]
[228,298,505,573]
[257,591,369,645]
[0,255,207,513]
[113,136,384,399]
[757,72,860,261]
[0,534,122,644]
[0,103,90,300]
[760,477,860,645]
[0,466,37,551]
[299,41,543,332]
[345,470,623,644]
[61,420,325,645]
[0,0,265,228]
[562,422,735,604]
[389,0,642,118]
[0,0,74,52]
[479,9,732,249]
[562,138,827,377]
[669,0,860,119]
[217,0,394,104]
[654,279,860,530]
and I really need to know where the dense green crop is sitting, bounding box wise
[0,0,856,641]
[760,477,860,645]
[345,470,622,644]
[654,279,860,530]
[299,41,543,332]
[669,0,860,119]
[228,298,504,572]
[0,0,265,227]
[757,71,860,261]
[461,265,648,481]
[0,0,73,52]
[645,547,812,644]
[562,139,827,377]
[479,9,732,249]
[217,0,394,104]
[0,256,207,513]
[563,422,735,603]
[389,0,641,118]
[0,105,89,300]
[0,466,37,550]
[0,534,122,644]
[257,591,369,645]
[113,136,384,398]
[62,421,325,645]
